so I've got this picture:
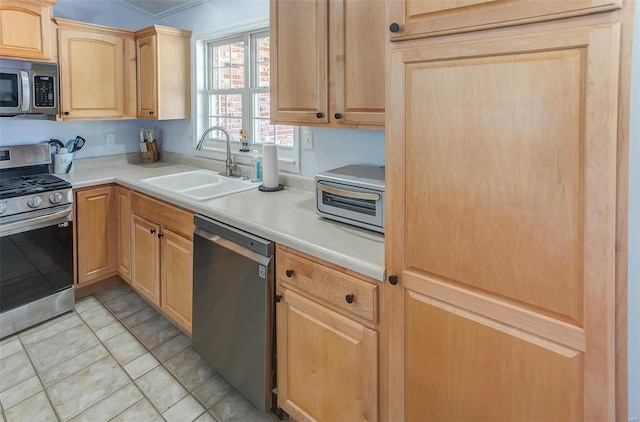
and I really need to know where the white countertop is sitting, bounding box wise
[58,155,385,281]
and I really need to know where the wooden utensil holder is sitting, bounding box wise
[140,140,159,163]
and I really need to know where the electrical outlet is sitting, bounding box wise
[303,130,313,150]
[105,133,115,147]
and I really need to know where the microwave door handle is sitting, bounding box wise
[19,70,30,111]
[316,182,381,201]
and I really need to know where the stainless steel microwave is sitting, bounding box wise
[315,165,385,233]
[0,59,58,118]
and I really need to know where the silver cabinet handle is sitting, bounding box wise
[316,182,380,201]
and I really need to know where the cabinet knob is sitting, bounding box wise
[316,112,323,119]
[345,294,355,304]
[64,111,70,116]
[150,228,156,234]
[149,111,154,115]
[158,233,163,238]
[285,269,294,278]
[389,23,400,33]
[334,113,342,120]
[275,294,283,303]
[388,274,399,285]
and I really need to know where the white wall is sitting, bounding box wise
[627,1,640,418]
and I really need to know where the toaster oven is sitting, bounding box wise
[315,165,385,233]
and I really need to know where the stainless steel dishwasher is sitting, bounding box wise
[192,215,275,413]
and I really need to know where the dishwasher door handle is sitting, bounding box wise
[195,227,272,266]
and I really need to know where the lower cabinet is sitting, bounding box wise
[75,185,117,285]
[275,245,378,422]
[130,191,194,333]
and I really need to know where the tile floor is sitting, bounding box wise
[0,283,279,422]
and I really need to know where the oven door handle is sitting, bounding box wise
[0,207,72,237]
[316,182,381,201]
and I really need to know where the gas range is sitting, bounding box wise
[0,143,75,338]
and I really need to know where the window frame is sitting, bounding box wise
[193,19,299,172]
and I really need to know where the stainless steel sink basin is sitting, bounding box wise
[139,169,259,201]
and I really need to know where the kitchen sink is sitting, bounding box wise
[139,169,259,201]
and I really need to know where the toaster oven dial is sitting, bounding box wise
[49,192,63,204]
[28,196,43,208]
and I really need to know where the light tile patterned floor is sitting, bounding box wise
[0,283,278,422]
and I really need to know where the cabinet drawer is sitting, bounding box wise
[276,246,377,322]
[131,191,194,239]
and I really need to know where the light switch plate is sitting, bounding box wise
[105,133,116,147]
[303,130,313,150]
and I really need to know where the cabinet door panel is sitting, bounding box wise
[0,0,54,60]
[59,29,125,119]
[270,0,328,125]
[136,34,156,118]
[329,0,385,128]
[277,289,377,422]
[117,187,131,283]
[161,229,193,333]
[389,0,621,40]
[131,214,160,305]
[76,186,117,285]
[387,23,619,420]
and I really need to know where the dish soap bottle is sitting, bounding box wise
[251,149,262,182]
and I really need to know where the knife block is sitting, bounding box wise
[140,140,159,163]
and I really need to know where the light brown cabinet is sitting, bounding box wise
[385,17,624,421]
[135,25,191,120]
[0,0,56,61]
[75,186,117,285]
[130,191,194,333]
[270,0,384,129]
[276,245,378,421]
[388,0,621,41]
[56,18,137,120]
[116,186,132,283]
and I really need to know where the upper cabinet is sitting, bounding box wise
[135,25,191,120]
[0,0,56,61]
[388,0,622,41]
[270,0,385,129]
[56,19,137,120]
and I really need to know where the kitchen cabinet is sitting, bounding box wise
[0,0,56,61]
[75,185,117,285]
[135,25,191,120]
[56,18,137,120]
[116,186,132,283]
[388,0,621,41]
[275,245,378,421]
[385,15,625,421]
[270,0,384,129]
[130,191,194,332]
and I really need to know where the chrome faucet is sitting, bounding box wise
[196,126,236,176]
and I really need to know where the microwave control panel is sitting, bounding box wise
[33,75,55,108]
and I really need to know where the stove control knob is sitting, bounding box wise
[0,203,6,214]
[49,192,63,204]
[28,196,43,208]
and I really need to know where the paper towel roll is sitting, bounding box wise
[262,143,279,188]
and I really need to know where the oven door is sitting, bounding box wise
[316,181,385,233]
[0,206,73,314]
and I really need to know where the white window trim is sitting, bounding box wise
[191,18,300,173]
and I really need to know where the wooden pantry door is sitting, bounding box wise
[386,22,620,421]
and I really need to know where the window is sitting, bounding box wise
[195,25,298,171]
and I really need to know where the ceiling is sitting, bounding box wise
[111,0,210,19]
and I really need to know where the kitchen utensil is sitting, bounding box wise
[65,139,74,150]
[71,136,86,152]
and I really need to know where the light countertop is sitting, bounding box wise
[58,155,385,281]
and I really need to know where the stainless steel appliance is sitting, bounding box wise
[0,59,58,118]
[0,144,74,338]
[192,215,276,413]
[315,164,385,233]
